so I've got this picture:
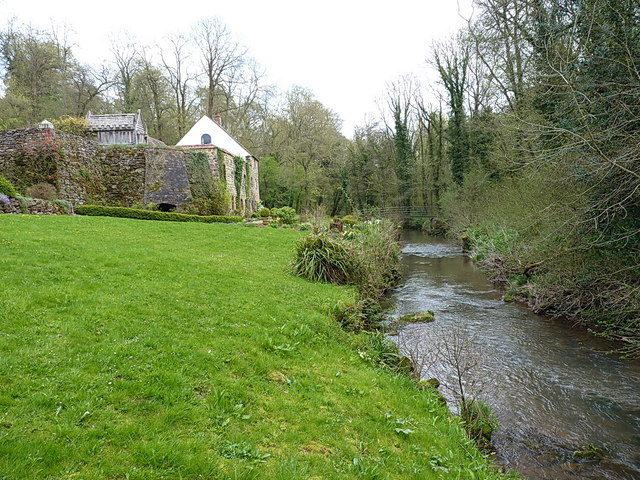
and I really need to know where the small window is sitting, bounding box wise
[201,133,211,145]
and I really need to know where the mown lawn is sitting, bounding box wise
[0,215,499,479]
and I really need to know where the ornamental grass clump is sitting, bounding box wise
[290,233,354,284]
[291,219,401,296]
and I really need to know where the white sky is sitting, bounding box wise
[0,0,472,136]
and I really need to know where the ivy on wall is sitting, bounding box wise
[75,157,107,204]
[233,156,244,204]
[217,149,226,180]
[245,161,251,201]
[187,151,215,198]
[186,150,231,215]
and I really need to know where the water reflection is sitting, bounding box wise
[390,230,640,479]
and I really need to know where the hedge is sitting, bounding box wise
[76,205,242,224]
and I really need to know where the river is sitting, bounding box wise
[389,230,640,479]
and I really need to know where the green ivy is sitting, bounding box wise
[217,149,226,180]
[233,156,244,203]
[187,151,215,198]
[245,161,251,202]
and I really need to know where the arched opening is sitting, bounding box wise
[158,203,176,212]
[201,133,211,145]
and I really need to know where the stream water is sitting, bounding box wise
[389,230,640,479]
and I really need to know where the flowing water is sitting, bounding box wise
[389,230,640,479]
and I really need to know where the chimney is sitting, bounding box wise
[212,114,222,126]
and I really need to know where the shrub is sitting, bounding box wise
[187,183,231,216]
[76,205,242,224]
[290,233,354,284]
[0,176,18,197]
[330,300,366,331]
[353,331,412,374]
[26,182,57,200]
[53,199,72,214]
[51,116,92,137]
[259,207,271,217]
[348,219,401,300]
[291,219,401,331]
[275,206,298,225]
[292,220,401,298]
[341,215,358,226]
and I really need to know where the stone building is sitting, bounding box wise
[176,115,260,213]
[0,114,260,214]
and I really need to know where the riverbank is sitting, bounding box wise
[449,225,640,357]
[391,231,640,480]
[0,215,502,479]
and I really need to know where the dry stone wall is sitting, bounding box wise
[0,197,66,215]
[100,147,147,206]
[54,131,101,204]
[0,128,100,204]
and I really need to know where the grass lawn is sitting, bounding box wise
[0,215,500,479]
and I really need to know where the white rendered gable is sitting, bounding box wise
[176,116,252,158]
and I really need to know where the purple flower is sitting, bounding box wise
[0,193,10,206]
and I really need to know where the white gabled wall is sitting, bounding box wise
[176,116,252,159]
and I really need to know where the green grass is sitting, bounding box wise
[0,215,500,479]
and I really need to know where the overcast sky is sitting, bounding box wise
[1,0,472,136]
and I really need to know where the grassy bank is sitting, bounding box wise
[0,215,500,479]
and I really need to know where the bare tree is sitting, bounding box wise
[134,48,173,141]
[69,64,114,115]
[160,33,196,137]
[193,17,246,119]
[396,325,497,447]
[110,35,139,112]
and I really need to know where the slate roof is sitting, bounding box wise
[86,112,146,133]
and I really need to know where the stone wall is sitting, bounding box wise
[0,197,67,215]
[248,157,260,212]
[0,127,100,204]
[0,128,59,192]
[0,128,260,215]
[0,128,36,158]
[53,131,101,205]
[144,148,192,208]
[100,147,147,206]
[181,147,260,214]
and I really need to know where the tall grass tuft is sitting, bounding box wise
[291,219,400,296]
[348,219,401,300]
[291,218,401,330]
[290,233,354,284]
